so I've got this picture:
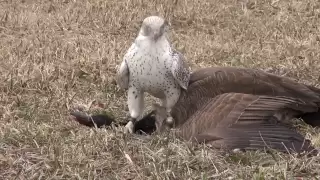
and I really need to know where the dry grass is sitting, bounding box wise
[1,0,320,179]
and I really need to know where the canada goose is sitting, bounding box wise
[71,66,320,155]
[116,16,190,134]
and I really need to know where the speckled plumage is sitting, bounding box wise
[116,16,191,133]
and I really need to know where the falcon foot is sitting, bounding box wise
[166,111,174,128]
[124,117,137,134]
[166,116,174,126]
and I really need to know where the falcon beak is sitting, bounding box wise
[153,31,162,41]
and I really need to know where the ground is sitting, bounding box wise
[1,0,320,179]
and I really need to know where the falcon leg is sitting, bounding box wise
[160,99,172,125]
[124,87,145,134]
[152,103,167,133]
[162,88,181,127]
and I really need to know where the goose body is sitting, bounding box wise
[149,66,320,154]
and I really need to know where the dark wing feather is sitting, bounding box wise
[172,66,320,126]
[188,67,320,100]
[194,125,315,154]
[175,93,317,154]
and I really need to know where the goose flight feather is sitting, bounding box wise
[153,92,317,154]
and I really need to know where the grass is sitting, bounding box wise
[1,0,320,179]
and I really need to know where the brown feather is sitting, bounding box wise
[154,93,317,154]
[153,66,320,154]
[173,67,320,126]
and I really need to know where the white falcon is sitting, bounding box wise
[116,16,191,134]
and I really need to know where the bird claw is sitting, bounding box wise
[166,116,173,125]
[315,148,320,156]
[232,148,243,153]
[124,121,134,134]
[124,117,137,134]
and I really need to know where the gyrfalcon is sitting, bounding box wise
[116,15,191,134]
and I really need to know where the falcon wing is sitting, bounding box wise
[171,50,191,90]
[116,44,137,90]
[115,58,129,90]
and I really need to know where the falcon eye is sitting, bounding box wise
[143,25,152,36]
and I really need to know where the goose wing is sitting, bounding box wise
[177,93,318,154]
[188,66,320,100]
[173,66,320,125]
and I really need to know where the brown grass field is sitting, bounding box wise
[1,0,320,179]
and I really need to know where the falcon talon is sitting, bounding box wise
[166,116,174,125]
[124,117,137,134]
[124,121,134,134]
[232,148,243,153]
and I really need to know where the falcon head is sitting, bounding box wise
[139,16,169,41]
